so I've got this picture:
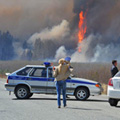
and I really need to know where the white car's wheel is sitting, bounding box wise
[75,87,89,101]
[15,86,30,99]
[109,98,118,106]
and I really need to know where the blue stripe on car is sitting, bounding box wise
[67,80,96,85]
[8,76,96,85]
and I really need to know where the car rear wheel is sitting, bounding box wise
[109,98,118,106]
[15,86,30,99]
[75,87,89,101]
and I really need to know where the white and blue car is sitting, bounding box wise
[5,63,103,100]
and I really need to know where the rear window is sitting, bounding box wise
[115,71,120,77]
[16,67,32,76]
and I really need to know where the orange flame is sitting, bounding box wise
[78,11,87,52]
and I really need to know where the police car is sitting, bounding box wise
[108,71,120,106]
[5,62,103,100]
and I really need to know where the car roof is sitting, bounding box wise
[26,65,45,68]
[25,65,56,68]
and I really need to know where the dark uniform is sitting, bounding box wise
[111,66,119,77]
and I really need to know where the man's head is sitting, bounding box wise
[112,60,117,66]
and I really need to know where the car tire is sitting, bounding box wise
[109,98,118,106]
[15,86,30,99]
[75,87,89,101]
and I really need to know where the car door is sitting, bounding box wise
[26,67,47,93]
[66,77,74,94]
[112,72,120,89]
[46,67,56,94]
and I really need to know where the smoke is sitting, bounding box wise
[28,20,70,47]
[54,33,120,62]
[1,0,120,62]
[55,46,67,61]
[92,43,120,62]
[71,34,93,62]
[0,0,73,38]
[54,34,93,62]
[13,41,24,59]
[71,0,120,62]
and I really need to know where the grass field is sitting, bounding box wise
[0,61,115,94]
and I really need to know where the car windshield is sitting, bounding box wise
[115,71,120,77]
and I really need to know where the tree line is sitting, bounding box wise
[0,31,15,60]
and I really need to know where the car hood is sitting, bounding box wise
[70,77,98,84]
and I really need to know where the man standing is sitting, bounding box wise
[111,60,119,77]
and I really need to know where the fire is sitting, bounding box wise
[78,11,87,52]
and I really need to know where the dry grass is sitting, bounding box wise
[102,83,108,94]
[0,61,116,94]
[71,62,112,84]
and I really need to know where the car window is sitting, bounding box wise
[115,71,120,77]
[29,68,47,77]
[16,67,32,76]
[48,68,53,78]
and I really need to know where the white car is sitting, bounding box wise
[108,71,120,106]
[5,62,103,100]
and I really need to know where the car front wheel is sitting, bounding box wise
[15,86,30,99]
[109,98,118,106]
[75,87,89,101]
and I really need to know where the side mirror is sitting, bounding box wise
[5,73,11,76]
[70,74,76,77]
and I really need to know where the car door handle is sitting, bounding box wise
[27,78,32,80]
[48,79,53,81]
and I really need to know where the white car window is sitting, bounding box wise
[29,68,47,77]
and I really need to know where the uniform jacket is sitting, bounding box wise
[111,65,119,77]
